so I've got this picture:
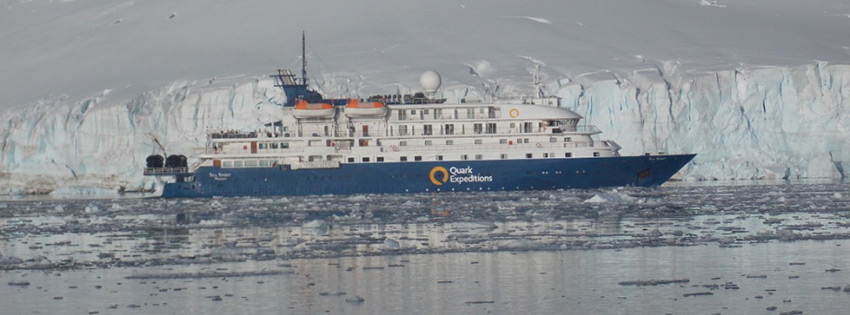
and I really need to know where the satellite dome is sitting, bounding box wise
[419,71,441,93]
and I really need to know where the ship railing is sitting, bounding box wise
[558,125,600,134]
[144,167,190,176]
[210,131,259,139]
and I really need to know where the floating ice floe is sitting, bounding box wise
[583,191,636,203]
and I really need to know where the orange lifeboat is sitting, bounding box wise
[292,100,335,119]
[343,99,387,117]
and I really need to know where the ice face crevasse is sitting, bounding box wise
[559,62,850,181]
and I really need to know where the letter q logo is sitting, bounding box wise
[429,166,449,185]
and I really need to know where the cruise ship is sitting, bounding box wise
[144,42,694,198]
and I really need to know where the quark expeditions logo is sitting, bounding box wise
[429,166,493,186]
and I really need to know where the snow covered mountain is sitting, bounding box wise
[1,0,849,194]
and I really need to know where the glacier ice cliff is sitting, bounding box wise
[0,63,848,194]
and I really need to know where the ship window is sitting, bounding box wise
[475,154,483,160]
[446,140,454,145]
[486,123,496,134]
[400,141,408,146]
[526,153,533,159]
[271,143,278,149]
[500,154,508,159]
[423,124,433,135]
[425,140,432,146]
[259,160,269,167]
[565,153,572,158]
[461,154,468,160]
[437,155,443,161]
[524,138,530,143]
[444,124,454,135]
[550,137,557,143]
[500,139,507,144]
[517,138,522,143]
[473,123,483,134]
[222,161,233,168]
[564,137,571,142]
[414,156,422,161]
[258,143,266,149]
[400,156,408,162]
[282,142,289,148]
[377,157,384,162]
[348,157,355,163]
[234,160,244,167]
[466,108,475,118]
[362,157,370,162]
[593,152,600,157]
[423,109,429,115]
[474,139,483,144]
[510,123,516,128]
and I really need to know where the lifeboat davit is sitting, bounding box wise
[343,99,387,117]
[292,100,335,119]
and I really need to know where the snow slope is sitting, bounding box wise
[1,0,849,194]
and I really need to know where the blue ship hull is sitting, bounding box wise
[161,154,695,198]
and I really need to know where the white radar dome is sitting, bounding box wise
[419,70,441,93]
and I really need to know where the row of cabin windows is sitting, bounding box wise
[341,152,600,163]
[217,151,598,168]
[395,137,574,147]
[257,142,289,149]
[221,160,275,168]
[396,108,497,120]
[396,123,498,136]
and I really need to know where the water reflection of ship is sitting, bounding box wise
[429,197,451,217]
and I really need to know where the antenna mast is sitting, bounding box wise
[301,31,307,86]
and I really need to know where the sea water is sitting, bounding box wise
[2,182,849,314]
